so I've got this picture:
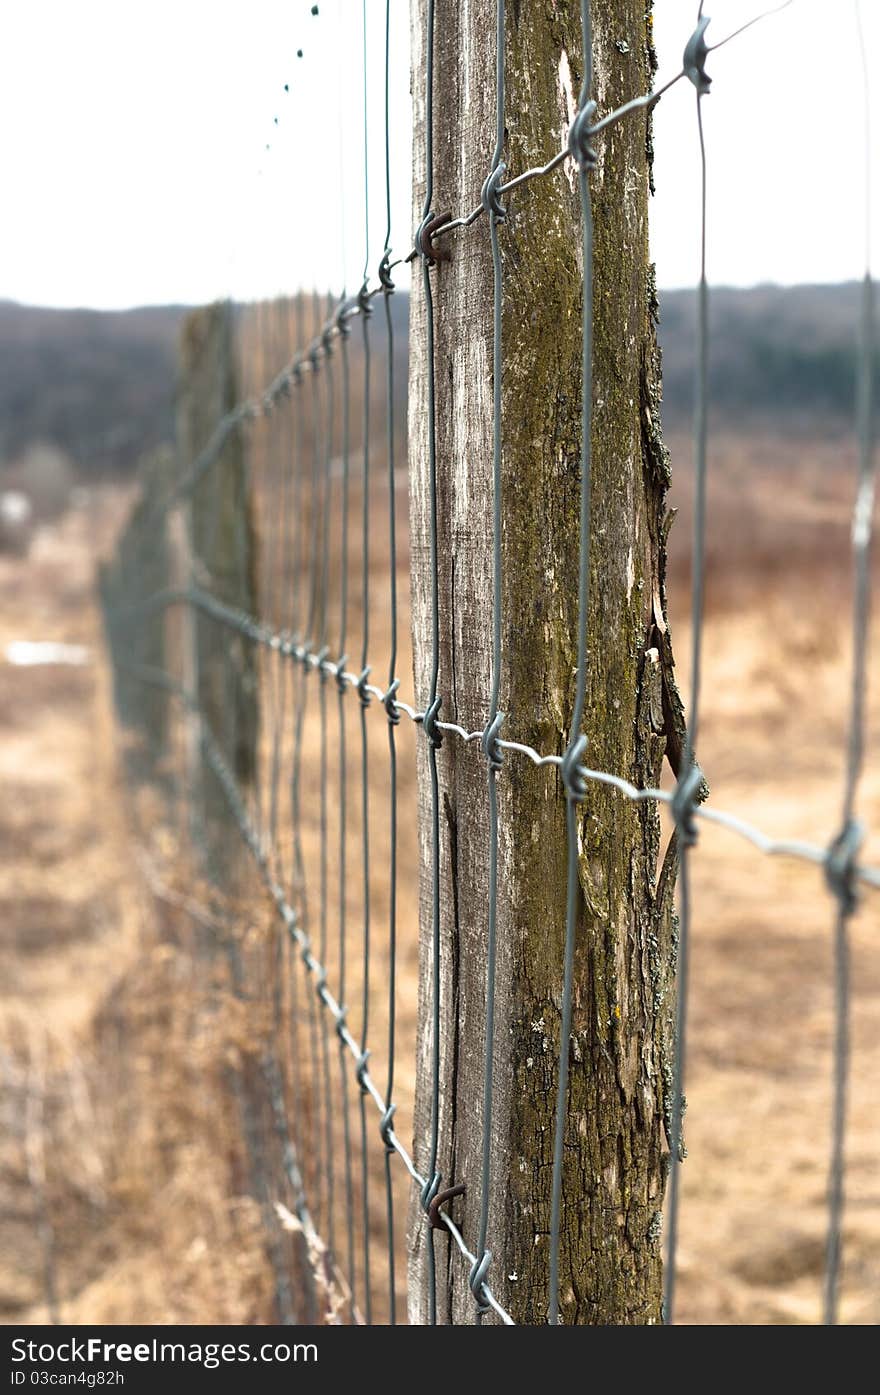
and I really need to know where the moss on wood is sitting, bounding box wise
[408,0,681,1325]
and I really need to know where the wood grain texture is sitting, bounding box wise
[408,0,683,1325]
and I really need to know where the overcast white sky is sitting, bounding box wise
[0,0,875,309]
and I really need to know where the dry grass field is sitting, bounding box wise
[1,424,878,1325]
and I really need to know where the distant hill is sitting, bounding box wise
[0,300,186,478]
[658,281,876,427]
[0,284,873,481]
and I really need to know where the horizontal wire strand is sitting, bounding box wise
[106,585,880,893]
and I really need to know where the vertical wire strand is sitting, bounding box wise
[823,0,876,1326]
[318,300,337,1265]
[358,0,373,1324]
[548,0,593,1328]
[297,295,327,1240]
[287,293,308,1107]
[664,80,710,1327]
[284,295,314,1321]
[420,0,443,1328]
[254,298,296,1324]
[248,305,267,854]
[825,891,853,1324]
[263,298,300,1314]
[266,301,288,865]
[476,0,506,1327]
[271,303,295,890]
[330,0,355,1311]
[381,0,400,1328]
[337,318,357,1322]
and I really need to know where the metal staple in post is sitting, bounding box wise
[102,0,877,1332]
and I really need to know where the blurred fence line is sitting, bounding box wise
[100,0,877,1326]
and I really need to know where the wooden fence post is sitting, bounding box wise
[98,445,173,783]
[176,302,258,881]
[408,0,683,1323]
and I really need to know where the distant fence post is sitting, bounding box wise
[176,302,258,880]
[176,303,303,1324]
[408,0,681,1323]
[98,445,173,782]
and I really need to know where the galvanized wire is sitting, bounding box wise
[823,0,876,1326]
[336,305,357,1323]
[102,0,878,1332]
[357,0,374,1325]
[110,579,880,894]
[381,0,400,1329]
[415,0,447,1329]
[472,0,507,1328]
[663,59,710,1328]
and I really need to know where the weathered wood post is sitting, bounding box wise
[408,0,682,1323]
[98,445,173,783]
[176,302,259,879]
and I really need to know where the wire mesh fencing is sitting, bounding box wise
[100,0,877,1326]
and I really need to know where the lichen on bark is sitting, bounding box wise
[408,0,683,1325]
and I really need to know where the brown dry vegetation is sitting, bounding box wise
[1,424,878,1325]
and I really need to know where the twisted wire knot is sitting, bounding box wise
[355,1048,371,1093]
[684,15,712,94]
[422,694,443,749]
[825,818,864,916]
[357,281,373,316]
[419,1170,441,1211]
[482,711,506,772]
[334,1009,349,1044]
[468,1250,493,1313]
[314,967,330,1006]
[560,733,588,802]
[321,325,335,357]
[568,99,599,172]
[334,653,349,695]
[480,162,507,221]
[335,301,351,337]
[671,762,704,849]
[315,644,330,682]
[382,677,401,725]
[356,666,372,707]
[379,1103,397,1150]
[378,251,395,291]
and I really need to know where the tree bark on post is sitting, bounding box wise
[408,1,683,1324]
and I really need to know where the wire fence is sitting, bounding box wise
[100,0,877,1326]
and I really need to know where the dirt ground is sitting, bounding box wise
[1,431,878,1325]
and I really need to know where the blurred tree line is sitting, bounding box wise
[659,281,879,428]
[1,284,875,496]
